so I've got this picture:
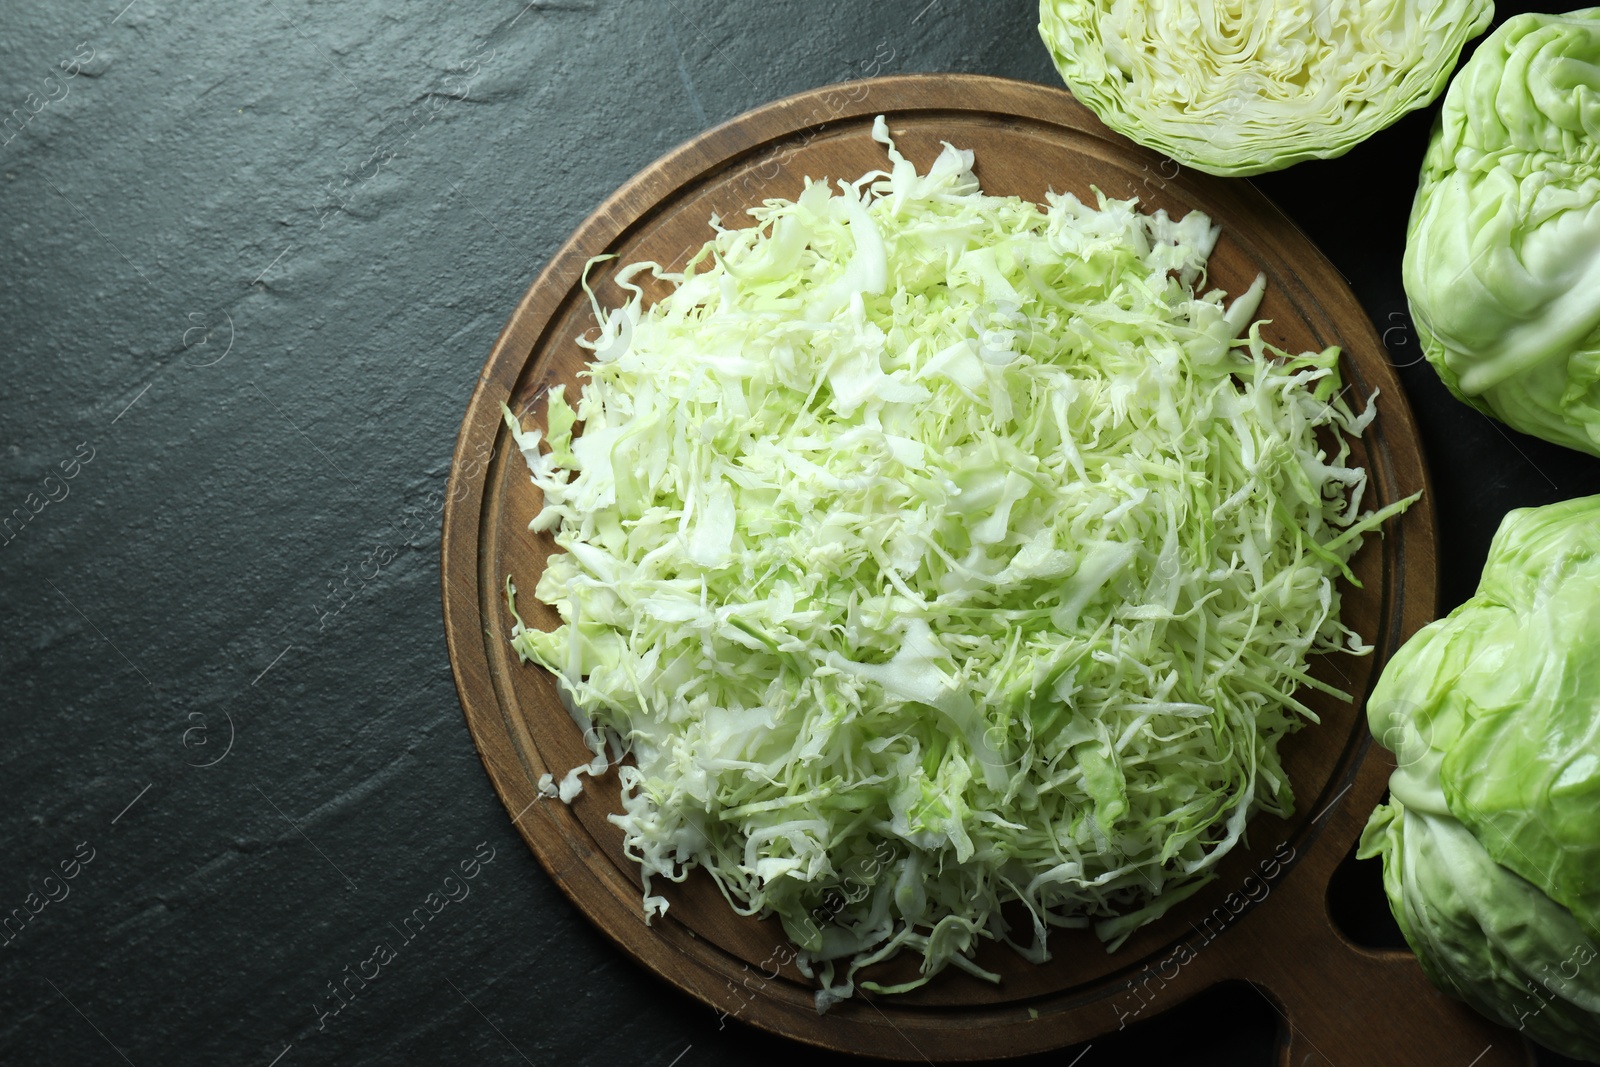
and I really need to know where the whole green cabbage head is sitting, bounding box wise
[1405,9,1600,457]
[1038,0,1493,177]
[1360,495,1600,1062]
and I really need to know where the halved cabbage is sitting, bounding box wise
[1405,9,1600,457]
[1039,0,1493,177]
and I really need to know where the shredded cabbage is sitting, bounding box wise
[505,118,1412,1008]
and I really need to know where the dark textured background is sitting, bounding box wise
[2,1,1595,1064]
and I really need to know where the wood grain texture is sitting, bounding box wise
[442,74,1523,1063]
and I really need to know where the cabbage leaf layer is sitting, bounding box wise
[1406,8,1600,457]
[1040,0,1492,177]
[1363,496,1600,1062]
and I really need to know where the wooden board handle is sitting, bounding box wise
[1254,944,1532,1066]
[1237,753,1533,1067]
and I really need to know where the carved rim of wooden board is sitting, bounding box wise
[443,74,1525,1065]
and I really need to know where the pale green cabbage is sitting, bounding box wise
[1405,9,1600,457]
[507,119,1410,1008]
[1039,0,1493,177]
[1361,495,1600,1062]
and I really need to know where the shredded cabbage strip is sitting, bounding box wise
[504,118,1413,1009]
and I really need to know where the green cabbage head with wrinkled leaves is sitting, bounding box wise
[1405,9,1600,457]
[1038,0,1493,177]
[1361,495,1600,1062]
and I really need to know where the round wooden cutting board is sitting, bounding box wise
[442,75,1525,1064]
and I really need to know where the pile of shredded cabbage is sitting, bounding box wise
[504,118,1412,1009]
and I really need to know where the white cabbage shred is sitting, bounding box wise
[504,117,1413,1010]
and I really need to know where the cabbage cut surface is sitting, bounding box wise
[1040,0,1493,176]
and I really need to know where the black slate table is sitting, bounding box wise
[2,2,1594,1064]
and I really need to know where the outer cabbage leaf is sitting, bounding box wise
[1364,496,1600,1061]
[1038,0,1493,177]
[1361,800,1600,1061]
[1405,9,1600,456]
